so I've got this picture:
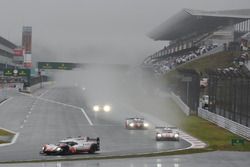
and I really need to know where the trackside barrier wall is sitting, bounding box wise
[22,82,51,93]
[198,107,250,140]
[0,89,6,102]
[170,92,190,116]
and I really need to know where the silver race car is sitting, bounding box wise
[40,136,100,155]
[125,118,149,129]
[155,127,180,141]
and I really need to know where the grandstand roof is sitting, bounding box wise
[0,36,17,49]
[148,8,250,41]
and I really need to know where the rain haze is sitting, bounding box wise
[1,0,250,126]
[1,0,250,165]
[0,0,250,64]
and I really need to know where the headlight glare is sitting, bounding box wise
[174,134,179,138]
[129,123,135,127]
[103,105,111,112]
[157,134,162,137]
[93,105,100,112]
[56,147,62,152]
[144,123,149,127]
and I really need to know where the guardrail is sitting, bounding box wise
[198,107,250,140]
[170,92,190,116]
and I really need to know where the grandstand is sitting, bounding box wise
[146,9,250,135]
[0,36,20,71]
[145,8,250,75]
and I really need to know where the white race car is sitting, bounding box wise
[125,118,149,129]
[92,104,112,112]
[40,136,100,155]
[155,127,180,141]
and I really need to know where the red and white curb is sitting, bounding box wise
[179,131,207,148]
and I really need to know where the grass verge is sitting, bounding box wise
[0,141,6,144]
[131,92,250,152]
[158,98,250,151]
[155,97,250,151]
[0,129,14,136]
[161,51,250,151]
[178,114,250,151]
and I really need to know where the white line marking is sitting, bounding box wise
[0,127,16,134]
[38,90,49,98]
[81,108,93,126]
[37,97,80,109]
[56,162,61,167]
[0,97,14,106]
[0,132,19,147]
[20,92,94,126]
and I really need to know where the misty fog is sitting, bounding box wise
[1,0,250,65]
[1,0,250,125]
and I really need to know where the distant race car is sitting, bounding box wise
[125,118,149,129]
[40,136,100,155]
[92,104,111,112]
[155,127,180,141]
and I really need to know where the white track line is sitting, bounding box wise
[38,98,94,126]
[81,108,93,126]
[0,127,19,147]
[56,162,62,167]
[38,90,49,98]
[0,97,13,106]
[38,97,80,109]
[20,92,94,126]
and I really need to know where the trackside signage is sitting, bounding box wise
[38,62,75,70]
[3,69,31,77]
[3,69,13,76]
[18,69,31,77]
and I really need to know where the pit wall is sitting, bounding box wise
[21,82,51,93]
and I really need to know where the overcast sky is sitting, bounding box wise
[0,0,250,65]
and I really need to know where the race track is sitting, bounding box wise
[0,69,191,162]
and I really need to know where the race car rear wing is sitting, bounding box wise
[155,126,179,131]
[126,118,144,120]
[155,126,178,129]
[87,137,100,142]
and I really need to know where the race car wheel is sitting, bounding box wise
[61,145,70,154]
[88,144,97,154]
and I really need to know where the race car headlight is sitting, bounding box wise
[93,105,100,112]
[129,123,135,127]
[174,134,179,138]
[56,147,62,152]
[42,146,45,151]
[143,123,149,127]
[157,134,162,138]
[103,105,111,112]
